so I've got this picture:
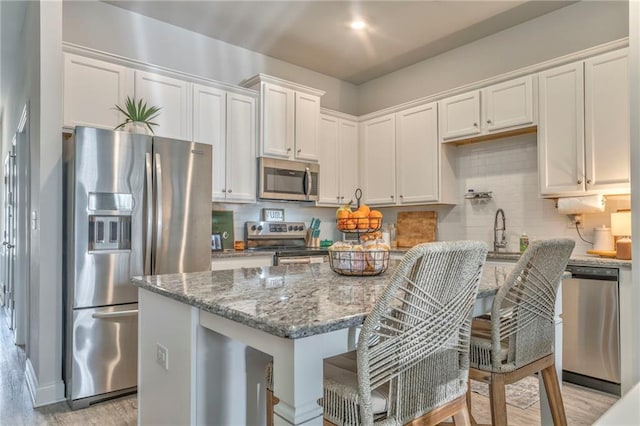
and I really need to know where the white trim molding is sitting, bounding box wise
[25,359,66,408]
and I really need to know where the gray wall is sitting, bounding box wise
[62,0,359,115]
[357,1,629,114]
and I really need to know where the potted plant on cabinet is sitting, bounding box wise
[114,96,161,134]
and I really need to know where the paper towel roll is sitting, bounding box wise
[557,194,605,214]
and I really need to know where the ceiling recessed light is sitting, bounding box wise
[350,20,366,30]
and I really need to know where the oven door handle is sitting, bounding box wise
[278,257,312,265]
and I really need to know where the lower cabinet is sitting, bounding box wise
[210,255,274,271]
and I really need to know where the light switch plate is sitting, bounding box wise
[156,343,169,370]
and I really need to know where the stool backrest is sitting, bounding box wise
[357,240,488,425]
[489,238,574,369]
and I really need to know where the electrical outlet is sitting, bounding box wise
[156,343,169,370]
[567,214,584,229]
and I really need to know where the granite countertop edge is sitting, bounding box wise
[212,250,276,259]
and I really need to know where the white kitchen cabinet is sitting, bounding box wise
[63,53,133,130]
[396,102,439,204]
[538,62,584,195]
[439,75,534,142]
[211,255,273,271]
[225,92,257,202]
[317,112,358,206]
[439,91,481,141]
[262,83,295,158]
[538,49,629,196]
[135,70,191,140]
[293,92,321,161]
[193,83,256,203]
[360,114,397,205]
[584,49,630,193]
[243,75,324,161]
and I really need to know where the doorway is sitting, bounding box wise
[1,104,30,346]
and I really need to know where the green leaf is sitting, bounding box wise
[114,96,162,132]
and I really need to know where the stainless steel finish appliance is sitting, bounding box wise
[245,221,328,264]
[63,126,212,408]
[562,264,620,395]
[258,157,319,202]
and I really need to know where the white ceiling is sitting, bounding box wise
[107,1,574,85]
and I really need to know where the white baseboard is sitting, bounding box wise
[25,359,66,407]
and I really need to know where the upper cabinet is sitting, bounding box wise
[439,75,535,142]
[360,102,456,207]
[360,114,397,205]
[317,112,358,206]
[193,84,257,203]
[134,70,192,140]
[538,49,629,196]
[63,53,134,130]
[584,49,630,193]
[242,74,324,162]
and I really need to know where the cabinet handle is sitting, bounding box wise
[287,148,292,152]
[228,189,232,193]
[336,196,340,200]
[487,119,492,124]
[390,195,394,199]
[222,189,226,193]
[297,149,301,154]
[340,196,344,200]
[577,179,582,184]
[586,179,592,184]
[400,195,404,198]
[473,122,478,127]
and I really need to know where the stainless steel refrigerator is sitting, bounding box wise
[63,126,212,409]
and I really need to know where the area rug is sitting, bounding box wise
[471,375,540,410]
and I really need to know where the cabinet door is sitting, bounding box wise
[538,62,585,195]
[64,53,133,129]
[135,71,191,140]
[262,83,294,158]
[193,84,226,201]
[482,75,534,132]
[396,103,439,204]
[439,91,481,141]
[226,92,257,203]
[317,115,341,205]
[584,49,630,193]
[294,92,320,161]
[360,114,396,205]
[338,119,359,203]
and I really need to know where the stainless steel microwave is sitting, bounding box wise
[258,157,319,202]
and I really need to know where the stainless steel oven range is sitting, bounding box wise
[245,221,328,265]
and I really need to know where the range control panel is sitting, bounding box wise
[245,221,307,239]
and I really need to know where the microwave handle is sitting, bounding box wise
[304,167,312,200]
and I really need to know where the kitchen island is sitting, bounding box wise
[132,260,563,425]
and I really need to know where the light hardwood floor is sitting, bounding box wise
[0,307,616,425]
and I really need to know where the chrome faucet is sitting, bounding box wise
[494,208,507,252]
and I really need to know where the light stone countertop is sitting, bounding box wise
[132,261,514,339]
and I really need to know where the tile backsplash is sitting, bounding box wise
[214,134,630,254]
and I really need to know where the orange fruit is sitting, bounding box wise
[357,205,371,216]
[368,210,383,229]
[345,219,357,230]
[351,211,369,229]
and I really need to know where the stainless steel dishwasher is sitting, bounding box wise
[562,264,620,395]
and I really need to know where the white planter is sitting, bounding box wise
[123,122,150,134]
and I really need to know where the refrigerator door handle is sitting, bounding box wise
[154,152,163,275]
[145,152,153,275]
[91,309,139,319]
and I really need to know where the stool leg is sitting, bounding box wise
[489,373,508,426]
[452,398,472,426]
[466,378,478,426]
[541,364,568,426]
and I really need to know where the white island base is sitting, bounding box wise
[137,284,563,425]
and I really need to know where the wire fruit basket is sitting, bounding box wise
[328,247,390,276]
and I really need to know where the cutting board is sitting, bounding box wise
[396,211,437,248]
